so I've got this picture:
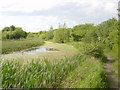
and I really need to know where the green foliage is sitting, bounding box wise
[84,43,107,62]
[53,29,64,43]
[52,22,70,43]
[39,30,54,41]
[2,31,9,39]
[63,29,70,43]
[71,24,96,41]
[10,25,15,31]
[83,43,103,57]
[2,39,44,54]
[113,60,118,72]
[61,57,108,88]
[12,28,27,39]
[45,31,54,40]
[2,26,27,39]
[1,17,118,88]
[71,18,118,58]
[53,29,70,43]
[2,27,10,32]
[71,18,118,59]
[96,18,118,58]
[1,18,118,88]
[82,29,98,43]
[27,33,35,38]
[39,34,46,40]
[73,42,107,62]
[1,54,83,88]
[1,54,107,88]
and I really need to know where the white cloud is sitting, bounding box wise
[0,0,62,12]
[0,0,119,32]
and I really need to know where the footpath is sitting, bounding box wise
[103,53,119,88]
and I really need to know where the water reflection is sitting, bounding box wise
[26,47,59,54]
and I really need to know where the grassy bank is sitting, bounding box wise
[61,57,107,88]
[104,49,118,59]
[2,38,44,54]
[2,41,78,64]
[1,54,107,88]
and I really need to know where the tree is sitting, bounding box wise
[2,31,9,39]
[2,27,10,32]
[63,29,70,43]
[10,25,15,31]
[53,29,64,43]
[71,24,95,41]
[53,28,70,43]
[12,28,27,39]
[27,33,35,38]
[45,31,54,40]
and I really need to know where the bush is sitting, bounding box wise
[83,43,107,62]
[53,29,70,43]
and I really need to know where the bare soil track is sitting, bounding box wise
[103,53,119,88]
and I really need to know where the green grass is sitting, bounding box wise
[104,49,118,59]
[2,41,79,65]
[2,38,44,54]
[1,40,108,88]
[41,41,78,52]
[113,60,118,71]
[112,60,119,77]
[60,57,108,88]
[1,54,107,88]
[1,54,83,88]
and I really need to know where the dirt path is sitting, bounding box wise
[103,53,119,88]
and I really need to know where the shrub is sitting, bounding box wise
[83,43,107,62]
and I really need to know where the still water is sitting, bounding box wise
[26,47,59,54]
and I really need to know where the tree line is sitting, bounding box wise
[1,17,118,55]
[2,25,27,39]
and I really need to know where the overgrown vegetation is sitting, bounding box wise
[2,25,27,39]
[2,39,44,54]
[1,17,118,88]
[2,18,118,56]
[73,42,107,63]
[25,17,118,57]
[61,57,107,88]
[1,54,107,88]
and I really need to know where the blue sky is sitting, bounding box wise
[0,0,119,32]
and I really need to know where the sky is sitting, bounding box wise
[0,0,119,32]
